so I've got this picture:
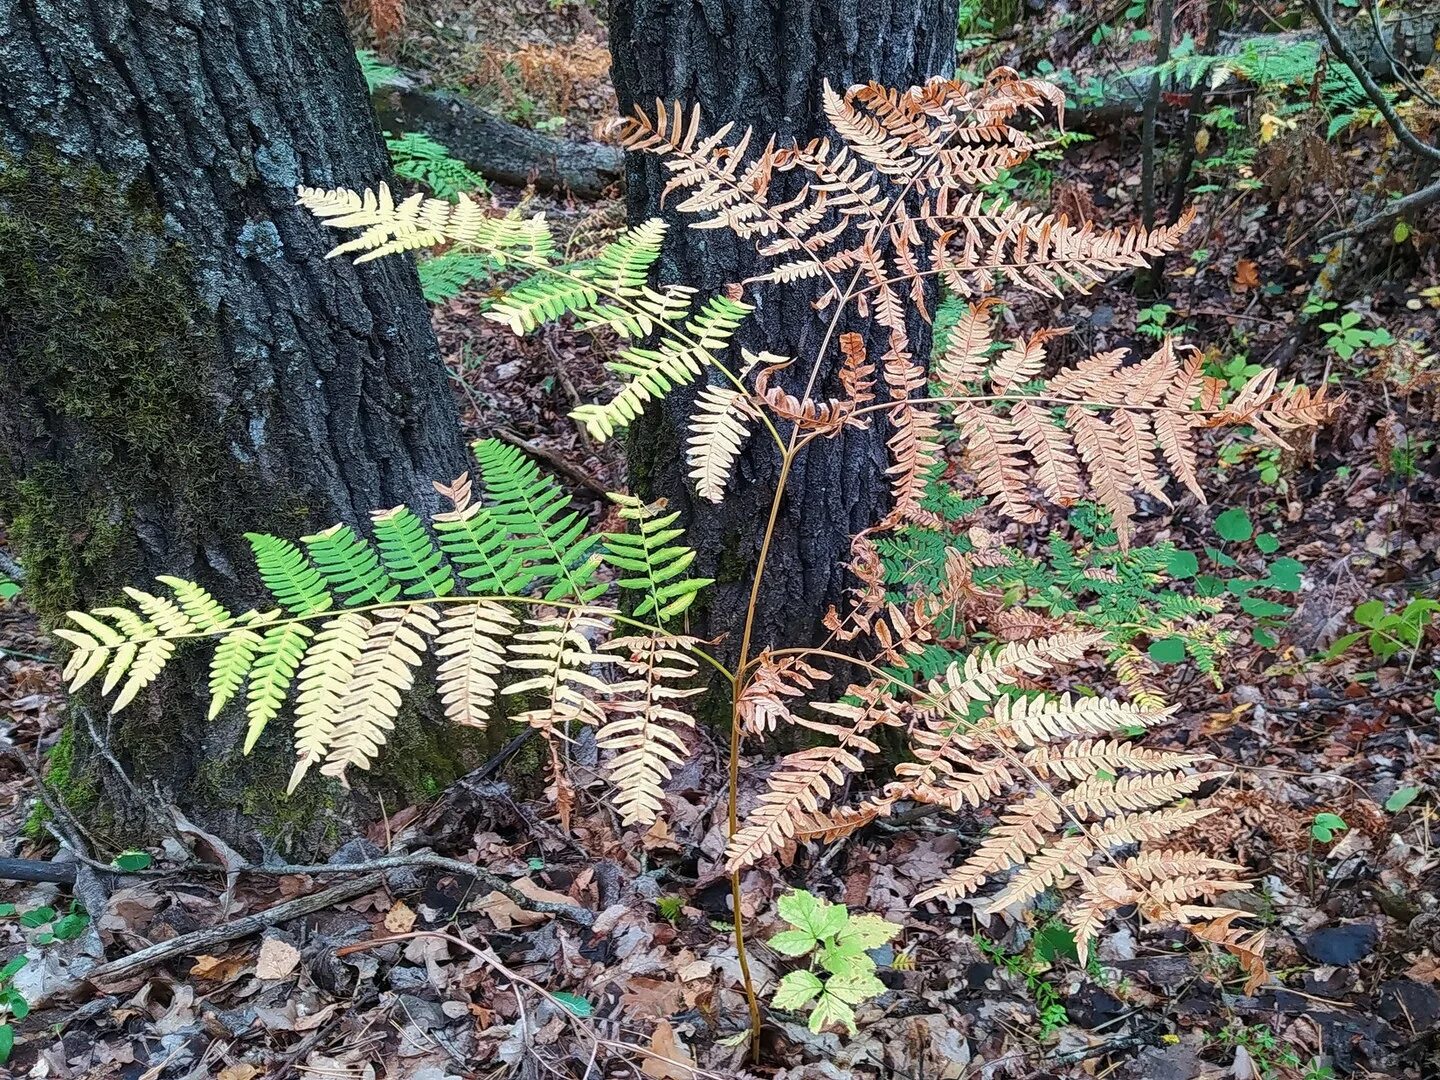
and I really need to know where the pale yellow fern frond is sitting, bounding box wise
[597,634,703,826]
[319,605,438,785]
[686,385,757,502]
[435,601,518,729]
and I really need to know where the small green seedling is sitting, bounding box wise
[1385,787,1420,813]
[1324,597,1439,674]
[768,889,901,1035]
[1310,813,1347,842]
[1317,310,1395,361]
[0,954,27,1063]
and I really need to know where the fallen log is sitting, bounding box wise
[373,85,624,199]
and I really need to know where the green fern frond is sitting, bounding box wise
[303,524,399,605]
[247,534,333,615]
[474,439,604,602]
[417,252,499,303]
[356,49,404,92]
[371,506,456,597]
[245,623,313,752]
[432,501,531,595]
[571,293,754,442]
[209,616,272,721]
[603,495,713,622]
[385,131,488,198]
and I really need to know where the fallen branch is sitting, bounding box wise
[0,857,79,885]
[83,872,386,986]
[256,851,595,926]
[373,84,623,198]
[1321,175,1440,241]
[1305,0,1440,164]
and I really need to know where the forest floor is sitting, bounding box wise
[2,0,1439,1077]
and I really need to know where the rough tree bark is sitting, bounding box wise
[607,0,960,661]
[0,0,472,851]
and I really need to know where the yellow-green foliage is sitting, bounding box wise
[58,439,713,815]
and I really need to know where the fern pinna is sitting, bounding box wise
[64,69,1331,1011]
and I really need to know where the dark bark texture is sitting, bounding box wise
[608,0,959,660]
[374,85,625,199]
[0,0,472,851]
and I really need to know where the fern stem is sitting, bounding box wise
[114,593,737,682]
[506,256,786,450]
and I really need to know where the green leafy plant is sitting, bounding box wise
[385,132,488,200]
[1316,310,1396,362]
[61,71,1334,1056]
[767,890,900,1035]
[0,577,17,603]
[1213,1020,1335,1080]
[1325,597,1439,673]
[0,954,27,1064]
[356,49,404,92]
[1310,812,1347,843]
[975,930,1070,1038]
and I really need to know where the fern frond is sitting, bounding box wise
[371,506,456,597]
[474,438,604,602]
[434,601,517,730]
[686,385,756,502]
[298,183,553,264]
[245,623,314,752]
[386,132,487,199]
[302,524,399,606]
[290,611,370,786]
[597,634,703,825]
[502,611,610,733]
[602,495,712,621]
[318,605,438,785]
[247,533,332,615]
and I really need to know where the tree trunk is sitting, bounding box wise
[607,0,959,661]
[0,0,473,853]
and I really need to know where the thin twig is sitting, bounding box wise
[494,428,609,498]
[1320,175,1440,242]
[1305,0,1440,163]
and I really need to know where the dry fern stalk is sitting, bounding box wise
[59,69,1337,1028]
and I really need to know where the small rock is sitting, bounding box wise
[1303,922,1379,966]
[1378,980,1440,1030]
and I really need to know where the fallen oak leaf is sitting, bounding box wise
[255,936,301,981]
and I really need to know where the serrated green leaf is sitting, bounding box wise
[772,969,824,1011]
[768,929,819,957]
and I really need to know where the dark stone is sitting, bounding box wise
[1066,982,1128,1029]
[1302,922,1380,965]
[1379,980,1440,1032]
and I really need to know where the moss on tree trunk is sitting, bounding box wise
[0,0,489,855]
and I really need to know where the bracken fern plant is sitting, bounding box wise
[62,68,1333,1047]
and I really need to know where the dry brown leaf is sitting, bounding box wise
[474,890,547,931]
[383,899,418,934]
[189,952,250,982]
[511,877,577,908]
[255,937,301,981]
[1233,259,1259,289]
[217,1066,260,1080]
[641,1019,697,1079]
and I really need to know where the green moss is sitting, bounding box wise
[0,148,272,626]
